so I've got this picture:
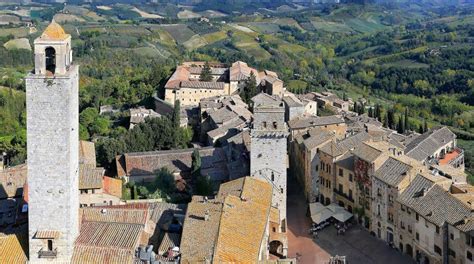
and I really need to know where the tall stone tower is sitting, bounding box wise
[26,21,79,263]
[250,93,289,255]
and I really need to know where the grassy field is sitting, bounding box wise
[202,31,227,44]
[158,24,196,44]
[3,38,31,50]
[382,59,429,69]
[0,27,29,37]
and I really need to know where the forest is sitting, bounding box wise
[0,2,473,180]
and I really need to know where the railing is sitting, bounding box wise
[38,248,57,258]
[333,188,354,202]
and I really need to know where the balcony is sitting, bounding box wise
[38,248,57,258]
[334,188,354,203]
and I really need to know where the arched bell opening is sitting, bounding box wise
[45,47,56,74]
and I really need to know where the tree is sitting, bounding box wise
[404,108,409,132]
[397,116,405,134]
[387,109,395,129]
[172,100,181,129]
[199,62,213,81]
[89,117,110,136]
[242,71,257,104]
[374,104,382,122]
[191,149,201,178]
[368,107,373,118]
[195,174,214,196]
[423,120,428,133]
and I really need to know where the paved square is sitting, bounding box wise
[287,176,414,264]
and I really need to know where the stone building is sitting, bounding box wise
[250,93,289,256]
[180,177,287,262]
[164,61,285,107]
[25,21,79,263]
[288,115,346,139]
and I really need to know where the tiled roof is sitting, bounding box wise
[401,183,472,228]
[188,67,227,75]
[79,165,104,190]
[351,142,383,163]
[158,232,181,255]
[0,232,27,264]
[398,174,435,208]
[71,245,134,264]
[165,66,191,89]
[120,147,228,179]
[207,118,246,140]
[301,129,334,150]
[35,230,60,239]
[180,81,225,90]
[0,163,27,199]
[39,20,69,40]
[79,141,97,166]
[213,177,272,263]
[337,132,371,152]
[374,157,412,187]
[405,127,456,161]
[288,115,344,130]
[209,107,239,125]
[319,141,344,157]
[180,197,223,263]
[336,153,355,171]
[75,221,142,249]
[230,61,258,82]
[129,108,161,125]
[251,93,282,108]
[81,206,148,225]
[283,95,304,107]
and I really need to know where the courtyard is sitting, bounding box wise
[287,175,415,264]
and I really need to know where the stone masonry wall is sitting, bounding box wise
[26,65,79,263]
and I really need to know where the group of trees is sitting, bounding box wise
[96,102,192,170]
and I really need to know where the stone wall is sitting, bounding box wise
[26,65,79,263]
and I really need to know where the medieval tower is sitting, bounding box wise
[26,21,79,263]
[250,93,289,256]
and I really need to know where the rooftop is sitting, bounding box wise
[405,127,456,161]
[288,115,344,130]
[38,20,69,41]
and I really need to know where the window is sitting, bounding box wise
[450,233,454,240]
[467,251,472,261]
[338,184,343,193]
[349,174,353,182]
[273,122,277,129]
[401,205,405,212]
[449,248,456,258]
[349,190,353,199]
[436,226,440,234]
[388,195,393,204]
[434,245,442,255]
[271,172,275,182]
[339,169,343,177]
[315,165,319,172]
[416,232,419,241]
[272,227,276,232]
[408,225,412,233]
[377,188,382,197]
[416,213,419,221]
[262,121,267,128]
[407,208,411,215]
[400,221,405,229]
[48,240,53,251]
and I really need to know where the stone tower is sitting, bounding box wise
[250,93,289,255]
[26,21,79,263]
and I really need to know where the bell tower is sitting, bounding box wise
[26,21,79,263]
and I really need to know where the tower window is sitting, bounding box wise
[262,121,267,128]
[47,240,53,251]
[45,47,56,74]
[273,122,277,129]
[271,172,275,182]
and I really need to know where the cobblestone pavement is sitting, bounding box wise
[286,176,414,264]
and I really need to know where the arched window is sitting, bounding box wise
[45,47,56,74]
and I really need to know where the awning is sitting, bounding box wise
[311,208,333,224]
[35,230,60,239]
[309,202,353,223]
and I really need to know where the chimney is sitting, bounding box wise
[204,210,210,221]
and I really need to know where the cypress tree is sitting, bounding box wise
[397,116,405,134]
[375,104,381,122]
[423,120,428,133]
[172,100,181,129]
[199,61,213,81]
[368,107,373,118]
[404,108,409,132]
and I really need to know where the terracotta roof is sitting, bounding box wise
[71,245,134,264]
[81,206,148,225]
[79,141,97,166]
[75,221,142,249]
[213,177,273,263]
[180,197,223,263]
[0,232,27,264]
[0,163,27,199]
[288,115,344,130]
[40,20,69,40]
[180,81,225,90]
[79,165,104,190]
[120,147,228,180]
[35,230,61,239]
[230,61,258,82]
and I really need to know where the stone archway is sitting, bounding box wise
[269,240,284,258]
